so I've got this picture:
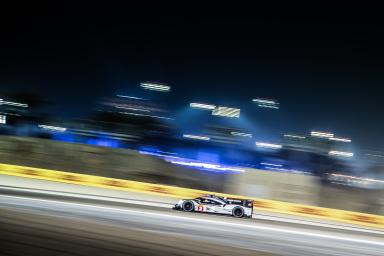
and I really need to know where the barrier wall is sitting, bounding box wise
[1,162,383,229]
[0,136,227,192]
[229,169,384,215]
[227,169,319,205]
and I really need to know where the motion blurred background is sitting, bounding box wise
[1,5,384,214]
[1,5,384,256]
[1,84,383,214]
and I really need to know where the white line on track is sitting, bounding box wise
[0,186,171,208]
[1,194,383,247]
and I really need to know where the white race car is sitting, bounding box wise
[173,194,253,218]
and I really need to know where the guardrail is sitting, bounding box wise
[0,162,383,229]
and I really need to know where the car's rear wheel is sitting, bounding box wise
[182,201,194,212]
[232,207,244,218]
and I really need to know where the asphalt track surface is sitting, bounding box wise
[1,188,384,256]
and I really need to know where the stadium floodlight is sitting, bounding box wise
[329,150,354,157]
[0,99,28,108]
[311,131,334,138]
[190,103,216,110]
[283,134,306,139]
[140,82,170,92]
[212,106,240,118]
[329,137,351,143]
[183,134,210,141]
[255,142,282,149]
[38,125,67,132]
[230,132,252,138]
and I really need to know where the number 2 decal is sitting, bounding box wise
[197,205,206,212]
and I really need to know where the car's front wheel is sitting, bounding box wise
[232,207,244,218]
[182,201,195,212]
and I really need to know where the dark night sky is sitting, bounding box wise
[1,6,384,151]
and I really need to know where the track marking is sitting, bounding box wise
[0,186,171,208]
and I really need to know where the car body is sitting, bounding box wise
[173,194,253,218]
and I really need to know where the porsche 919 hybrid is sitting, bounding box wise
[173,194,253,218]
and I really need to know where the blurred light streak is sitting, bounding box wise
[38,125,67,132]
[256,142,282,149]
[257,104,279,109]
[115,106,150,112]
[329,137,351,143]
[284,134,306,139]
[183,134,210,141]
[212,106,240,118]
[311,131,334,138]
[70,129,139,141]
[169,160,245,172]
[139,150,180,159]
[260,162,283,167]
[190,103,216,110]
[140,82,170,92]
[156,150,178,155]
[116,95,146,100]
[252,99,276,104]
[230,131,252,138]
[329,173,384,188]
[118,112,173,120]
[366,153,384,158]
[264,166,309,174]
[252,98,280,109]
[329,150,354,157]
[0,114,6,124]
[329,173,384,184]
[209,136,240,144]
[0,112,20,116]
[0,99,28,108]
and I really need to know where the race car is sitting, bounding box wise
[173,194,253,218]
